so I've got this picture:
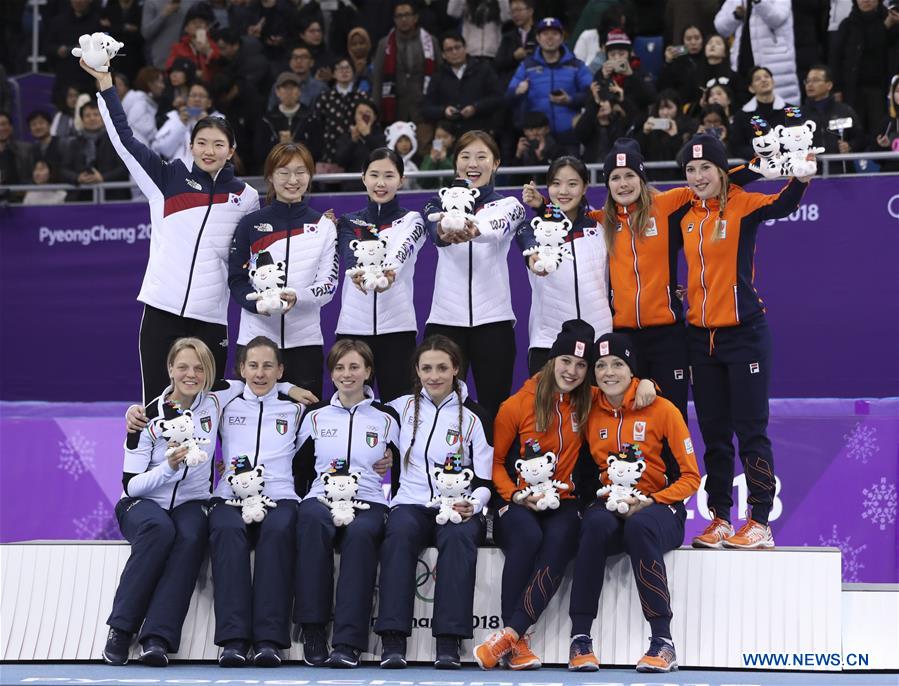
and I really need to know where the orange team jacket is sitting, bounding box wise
[587,378,700,505]
[680,179,808,329]
[493,376,599,503]
[587,186,694,329]
[585,165,761,330]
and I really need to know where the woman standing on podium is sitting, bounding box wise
[80,58,259,404]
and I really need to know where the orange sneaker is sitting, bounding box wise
[473,629,516,670]
[568,635,600,672]
[723,519,774,549]
[636,636,678,672]
[508,636,541,670]
[692,517,734,548]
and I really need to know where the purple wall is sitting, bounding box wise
[1,177,897,401]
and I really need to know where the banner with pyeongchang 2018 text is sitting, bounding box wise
[2,176,897,401]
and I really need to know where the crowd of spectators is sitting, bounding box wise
[1,0,898,200]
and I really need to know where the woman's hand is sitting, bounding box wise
[796,153,818,184]
[521,179,543,209]
[288,386,319,405]
[453,500,475,520]
[619,495,653,518]
[351,271,368,293]
[167,443,189,470]
[373,450,392,476]
[126,404,148,432]
[528,253,548,277]
[78,58,113,91]
[375,270,397,293]
[666,118,678,138]
[215,458,226,477]
[279,290,297,312]
[876,133,891,149]
[436,220,476,244]
[632,378,657,409]
[522,493,544,511]
[515,79,529,96]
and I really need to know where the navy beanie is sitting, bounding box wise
[603,137,647,182]
[677,133,728,172]
[594,332,638,376]
[548,319,596,363]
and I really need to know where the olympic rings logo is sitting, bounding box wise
[414,557,437,603]
[888,194,899,221]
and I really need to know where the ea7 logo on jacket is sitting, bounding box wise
[276,418,288,435]
[200,416,212,432]
[320,428,339,438]
[366,431,379,448]
[228,416,247,425]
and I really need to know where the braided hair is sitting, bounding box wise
[403,335,466,468]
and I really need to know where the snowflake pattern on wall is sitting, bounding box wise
[58,431,96,480]
[817,524,867,583]
[861,478,897,531]
[842,422,879,464]
[72,501,119,540]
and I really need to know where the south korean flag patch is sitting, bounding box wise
[228,192,242,206]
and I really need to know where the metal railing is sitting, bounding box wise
[2,153,897,205]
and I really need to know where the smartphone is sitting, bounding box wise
[361,112,372,125]
[186,106,204,118]
[708,126,725,139]
[614,60,629,73]
[670,45,688,58]
[550,89,564,97]
[648,117,671,130]
[195,28,206,43]
[432,138,444,152]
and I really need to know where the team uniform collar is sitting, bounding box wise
[420,379,469,407]
[271,197,310,218]
[597,377,640,413]
[188,162,234,186]
[329,385,376,410]
[241,383,280,403]
[366,195,401,220]
[159,383,205,412]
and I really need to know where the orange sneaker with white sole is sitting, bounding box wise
[473,629,516,670]
[568,635,600,672]
[723,519,774,549]
[692,517,734,548]
[636,636,678,672]
[508,636,541,670]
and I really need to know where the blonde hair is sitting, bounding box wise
[601,181,654,255]
[712,168,730,241]
[166,337,216,392]
[533,358,593,433]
